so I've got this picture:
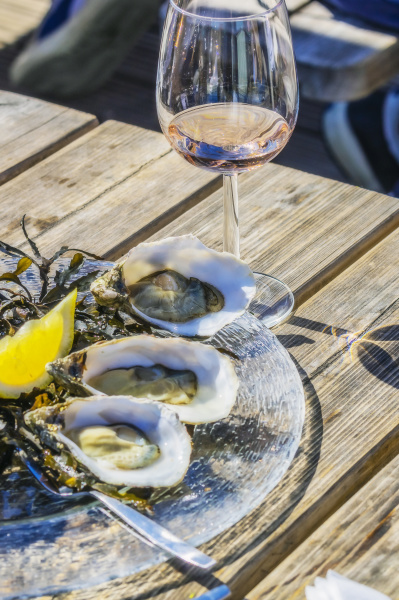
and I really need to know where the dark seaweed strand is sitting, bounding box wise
[0,218,150,346]
[0,219,152,500]
[2,388,151,507]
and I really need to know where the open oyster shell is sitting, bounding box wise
[46,335,239,424]
[90,235,256,337]
[24,395,192,488]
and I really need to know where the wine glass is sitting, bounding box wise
[156,0,299,327]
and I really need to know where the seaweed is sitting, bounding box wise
[0,217,150,351]
[42,450,149,509]
[0,219,151,503]
[0,219,234,507]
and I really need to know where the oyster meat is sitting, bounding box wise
[47,335,239,424]
[87,364,197,405]
[128,270,224,323]
[67,424,160,470]
[25,395,192,488]
[90,235,256,337]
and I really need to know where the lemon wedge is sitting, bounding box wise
[0,288,77,399]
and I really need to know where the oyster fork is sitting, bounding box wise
[17,444,216,569]
[0,410,215,570]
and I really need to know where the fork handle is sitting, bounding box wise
[90,490,216,570]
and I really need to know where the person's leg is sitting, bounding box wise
[10,0,159,98]
[323,90,399,194]
[321,0,399,195]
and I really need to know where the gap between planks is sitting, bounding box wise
[248,441,399,599]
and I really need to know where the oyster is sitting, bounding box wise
[47,335,239,424]
[90,235,256,337]
[24,395,191,488]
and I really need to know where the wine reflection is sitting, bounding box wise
[287,316,399,389]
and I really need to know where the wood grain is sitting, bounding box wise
[291,1,399,101]
[0,121,220,258]
[34,210,399,600]
[10,145,394,284]
[0,90,97,185]
[145,162,398,307]
[285,0,311,13]
[275,128,347,182]
[248,442,399,598]
[0,0,50,47]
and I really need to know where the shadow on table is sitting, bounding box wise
[277,333,315,349]
[356,326,399,390]
[153,356,323,600]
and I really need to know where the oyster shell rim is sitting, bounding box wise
[46,334,239,425]
[90,235,256,337]
[25,395,192,488]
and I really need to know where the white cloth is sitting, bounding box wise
[305,571,392,600]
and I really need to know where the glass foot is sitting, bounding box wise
[249,273,294,328]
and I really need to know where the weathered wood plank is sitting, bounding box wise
[0,0,50,47]
[0,121,220,257]
[36,214,399,600]
[26,152,221,261]
[0,90,98,185]
[291,1,399,101]
[145,163,398,307]
[248,442,399,598]
[12,150,394,281]
[285,0,311,14]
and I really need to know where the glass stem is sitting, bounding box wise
[223,174,240,257]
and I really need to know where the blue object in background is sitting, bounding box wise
[196,585,232,600]
[325,0,399,32]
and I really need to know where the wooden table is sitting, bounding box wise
[1,90,399,600]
